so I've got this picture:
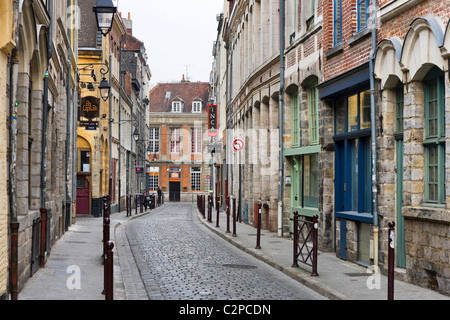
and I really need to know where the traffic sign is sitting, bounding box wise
[233,139,244,151]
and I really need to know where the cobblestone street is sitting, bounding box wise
[120,204,326,300]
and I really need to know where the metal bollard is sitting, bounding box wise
[135,195,138,215]
[140,194,143,213]
[104,241,114,300]
[208,195,212,223]
[226,196,231,234]
[292,211,299,267]
[232,197,237,237]
[255,203,262,249]
[215,196,220,228]
[311,214,319,277]
[388,221,395,300]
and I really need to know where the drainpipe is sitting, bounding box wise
[40,0,53,268]
[66,55,72,232]
[278,0,285,237]
[369,0,379,267]
[9,0,23,301]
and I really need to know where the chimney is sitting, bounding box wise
[182,74,185,82]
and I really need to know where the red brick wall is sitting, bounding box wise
[378,0,450,41]
[322,0,372,82]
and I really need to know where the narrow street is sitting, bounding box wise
[119,204,326,300]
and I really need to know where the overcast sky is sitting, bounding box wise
[115,0,224,87]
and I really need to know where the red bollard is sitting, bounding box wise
[256,203,262,249]
[104,241,114,300]
[232,197,237,237]
[215,196,220,228]
[388,221,395,300]
[292,211,299,267]
[226,196,230,234]
[311,214,319,277]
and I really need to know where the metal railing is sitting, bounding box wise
[291,211,319,277]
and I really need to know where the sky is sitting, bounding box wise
[115,0,224,87]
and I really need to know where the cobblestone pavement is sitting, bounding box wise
[122,203,327,300]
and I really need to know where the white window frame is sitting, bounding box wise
[192,101,202,113]
[191,167,202,191]
[172,101,182,113]
[191,127,202,154]
[170,128,181,153]
[149,127,160,154]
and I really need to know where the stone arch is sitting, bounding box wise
[401,17,445,81]
[375,38,404,89]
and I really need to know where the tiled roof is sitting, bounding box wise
[149,81,210,113]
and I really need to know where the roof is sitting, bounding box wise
[149,81,210,113]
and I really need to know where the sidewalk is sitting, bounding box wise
[18,203,449,300]
[195,205,450,300]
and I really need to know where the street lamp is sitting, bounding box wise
[93,0,117,37]
[98,77,111,102]
[133,128,140,142]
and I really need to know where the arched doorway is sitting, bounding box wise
[77,136,92,215]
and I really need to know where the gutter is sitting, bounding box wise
[369,0,379,266]
[278,0,285,237]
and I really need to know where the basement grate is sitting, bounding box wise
[222,264,258,270]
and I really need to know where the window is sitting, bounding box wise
[357,0,368,31]
[292,91,300,147]
[191,128,202,154]
[80,150,90,172]
[305,0,315,32]
[303,153,319,208]
[191,167,201,191]
[172,101,182,113]
[335,90,371,135]
[192,101,202,113]
[170,128,181,153]
[334,89,372,215]
[424,67,445,204]
[333,0,342,45]
[149,127,160,154]
[309,84,319,145]
[148,167,160,192]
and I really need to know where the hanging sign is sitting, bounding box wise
[80,96,100,120]
[208,104,218,137]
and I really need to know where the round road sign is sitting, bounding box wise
[233,139,244,151]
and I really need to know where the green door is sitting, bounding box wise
[290,156,301,234]
[396,139,406,268]
[395,84,406,268]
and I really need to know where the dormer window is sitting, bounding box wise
[172,101,182,113]
[192,101,202,113]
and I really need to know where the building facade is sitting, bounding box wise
[218,0,450,295]
[374,0,450,294]
[2,0,78,298]
[0,0,16,300]
[149,80,211,202]
[223,0,287,234]
[120,14,151,205]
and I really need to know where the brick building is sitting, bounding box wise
[149,80,211,202]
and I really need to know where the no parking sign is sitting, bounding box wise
[233,139,244,151]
